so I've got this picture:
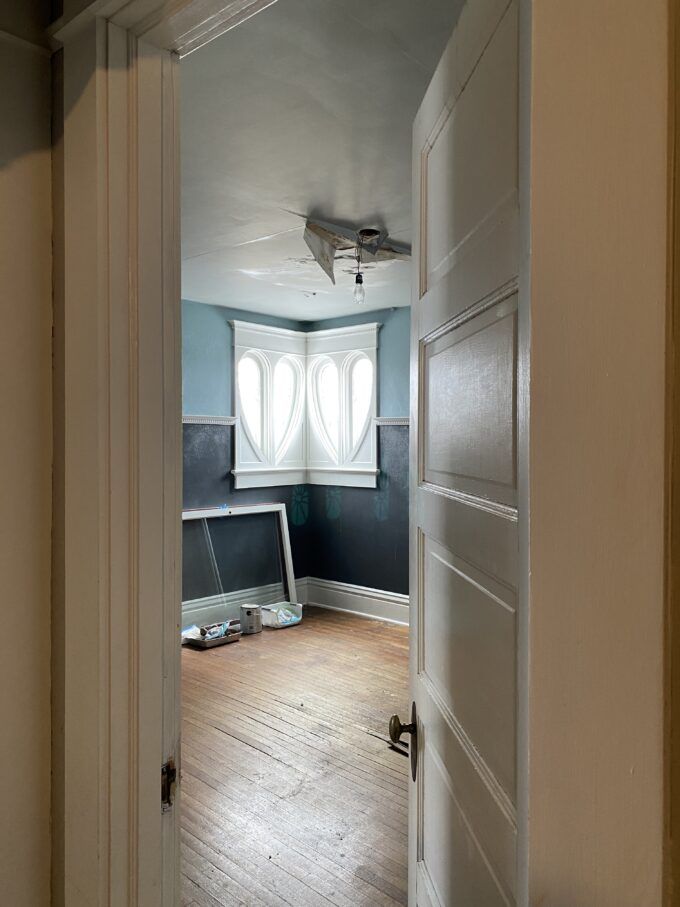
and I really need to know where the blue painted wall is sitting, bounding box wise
[182,300,411,418]
[181,301,303,417]
[182,422,408,594]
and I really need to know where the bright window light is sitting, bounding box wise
[237,355,262,447]
[318,360,340,452]
[351,356,373,447]
[273,358,296,456]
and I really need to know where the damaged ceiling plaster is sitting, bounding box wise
[181,0,465,320]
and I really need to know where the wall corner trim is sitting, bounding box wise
[300,576,409,625]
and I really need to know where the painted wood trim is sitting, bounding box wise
[176,576,402,628]
[49,0,279,57]
[305,321,380,353]
[182,503,297,604]
[60,19,182,906]
[232,467,307,488]
[301,577,409,626]
[182,502,286,519]
[182,414,237,425]
[306,468,379,488]
[182,581,288,625]
[127,0,279,57]
[232,321,379,485]
[231,319,307,345]
[159,42,182,906]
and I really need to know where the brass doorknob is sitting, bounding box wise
[388,702,418,781]
[389,713,415,745]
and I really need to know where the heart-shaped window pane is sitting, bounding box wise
[273,358,298,458]
[317,360,340,453]
[351,356,373,448]
[237,355,263,449]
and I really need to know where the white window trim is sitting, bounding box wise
[232,321,380,489]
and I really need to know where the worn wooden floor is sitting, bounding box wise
[181,606,409,907]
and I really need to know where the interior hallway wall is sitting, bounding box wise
[526,1,668,901]
[0,5,52,905]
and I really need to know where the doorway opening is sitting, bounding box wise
[177,2,460,903]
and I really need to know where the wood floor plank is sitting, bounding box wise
[181,606,409,906]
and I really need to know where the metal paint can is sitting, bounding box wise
[240,604,262,635]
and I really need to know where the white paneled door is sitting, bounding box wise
[408,1,520,904]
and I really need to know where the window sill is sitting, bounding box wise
[232,467,307,489]
[306,468,379,488]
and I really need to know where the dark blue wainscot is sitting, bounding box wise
[182,420,409,597]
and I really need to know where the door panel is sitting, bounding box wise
[422,534,516,798]
[410,1,519,904]
[422,298,517,504]
[422,745,510,907]
[423,30,517,294]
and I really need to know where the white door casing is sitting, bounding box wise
[59,18,182,906]
[409,2,521,905]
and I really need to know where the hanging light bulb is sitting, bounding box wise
[351,228,379,305]
[353,229,368,305]
[353,272,365,305]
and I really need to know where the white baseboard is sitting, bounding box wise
[182,581,286,627]
[183,577,410,628]
[299,576,409,626]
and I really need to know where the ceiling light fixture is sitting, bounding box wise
[353,228,380,305]
[353,272,365,306]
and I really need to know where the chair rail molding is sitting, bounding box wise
[182,414,237,425]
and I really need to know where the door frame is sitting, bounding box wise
[51,0,676,903]
[51,2,277,903]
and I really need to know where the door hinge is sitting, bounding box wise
[161,758,177,811]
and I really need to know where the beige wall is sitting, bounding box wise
[527,1,668,903]
[0,8,52,907]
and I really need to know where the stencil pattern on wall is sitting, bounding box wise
[291,485,310,526]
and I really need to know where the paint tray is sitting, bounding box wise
[184,630,242,649]
[182,621,242,648]
[261,603,303,629]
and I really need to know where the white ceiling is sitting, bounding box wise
[181,0,464,321]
